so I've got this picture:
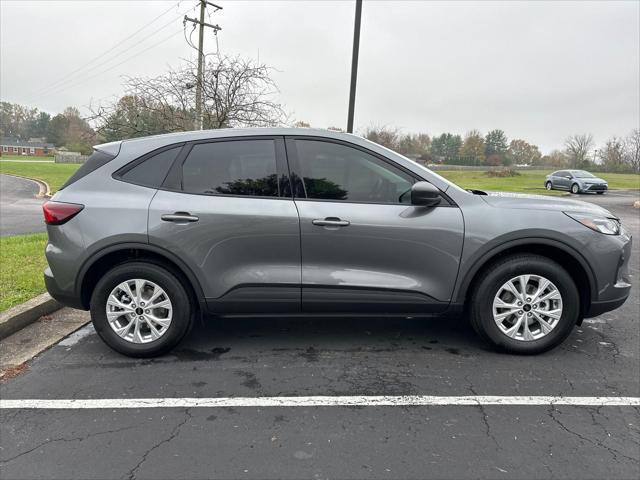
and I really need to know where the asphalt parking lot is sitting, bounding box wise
[0,174,46,236]
[1,191,639,480]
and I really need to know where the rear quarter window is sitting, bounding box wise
[117,146,183,188]
[60,150,116,189]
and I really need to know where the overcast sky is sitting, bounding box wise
[1,0,638,152]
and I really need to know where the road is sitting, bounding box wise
[1,191,639,479]
[0,174,45,236]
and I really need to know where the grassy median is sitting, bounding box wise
[436,169,640,193]
[0,161,80,193]
[0,233,48,312]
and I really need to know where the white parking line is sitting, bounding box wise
[1,396,639,409]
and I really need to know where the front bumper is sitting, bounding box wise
[583,183,608,192]
[584,230,632,317]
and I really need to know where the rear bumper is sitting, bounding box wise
[586,295,630,318]
[44,267,85,310]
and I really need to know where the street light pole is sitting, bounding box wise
[346,0,362,134]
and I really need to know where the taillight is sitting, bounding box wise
[42,201,84,225]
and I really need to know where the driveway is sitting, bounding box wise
[0,174,45,236]
[1,191,639,479]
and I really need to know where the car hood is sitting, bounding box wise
[576,177,607,184]
[480,191,615,217]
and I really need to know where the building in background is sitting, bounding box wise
[0,137,55,156]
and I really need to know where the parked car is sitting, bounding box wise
[42,129,631,357]
[545,169,608,194]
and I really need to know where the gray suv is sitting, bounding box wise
[43,129,632,357]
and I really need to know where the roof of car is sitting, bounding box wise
[120,127,360,144]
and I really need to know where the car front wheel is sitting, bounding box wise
[469,254,579,354]
[90,262,193,357]
[571,183,580,194]
[545,181,552,191]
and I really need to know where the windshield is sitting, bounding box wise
[573,170,595,178]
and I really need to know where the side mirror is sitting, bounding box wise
[411,181,441,207]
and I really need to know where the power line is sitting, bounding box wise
[30,29,184,102]
[25,1,183,101]
[27,5,197,103]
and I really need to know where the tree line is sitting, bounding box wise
[357,127,640,174]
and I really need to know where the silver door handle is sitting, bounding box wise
[161,213,199,223]
[312,218,350,227]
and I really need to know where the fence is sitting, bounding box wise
[55,153,88,164]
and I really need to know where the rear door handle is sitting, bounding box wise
[161,212,199,223]
[312,217,350,227]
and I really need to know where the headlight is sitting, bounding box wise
[565,212,621,235]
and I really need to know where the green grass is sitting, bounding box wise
[0,155,54,161]
[0,233,48,312]
[436,169,640,193]
[0,161,80,193]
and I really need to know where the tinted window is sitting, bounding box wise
[121,146,181,187]
[61,150,115,189]
[294,140,414,203]
[182,140,279,197]
[556,171,567,177]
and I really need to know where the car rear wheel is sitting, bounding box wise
[545,181,552,191]
[571,183,580,194]
[469,254,579,354]
[90,262,193,357]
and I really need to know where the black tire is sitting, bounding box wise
[90,262,193,357]
[571,183,580,194]
[597,191,605,195]
[545,181,553,191]
[469,254,579,354]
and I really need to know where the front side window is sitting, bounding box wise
[294,140,414,204]
[181,140,280,197]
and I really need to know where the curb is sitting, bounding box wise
[1,172,52,198]
[0,293,62,340]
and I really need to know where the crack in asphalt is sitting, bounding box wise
[547,405,639,465]
[0,423,140,465]
[126,408,193,480]
[464,375,501,450]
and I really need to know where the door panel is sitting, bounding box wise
[149,191,301,312]
[295,200,464,313]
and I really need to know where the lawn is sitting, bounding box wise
[0,233,48,312]
[0,155,54,162]
[436,169,640,193]
[0,161,80,193]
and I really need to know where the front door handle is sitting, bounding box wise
[161,212,199,223]
[312,217,350,227]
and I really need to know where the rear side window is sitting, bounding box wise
[181,140,280,197]
[60,150,116,189]
[120,146,182,188]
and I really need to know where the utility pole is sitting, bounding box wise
[347,0,362,134]
[184,1,222,130]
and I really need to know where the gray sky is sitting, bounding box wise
[1,0,638,153]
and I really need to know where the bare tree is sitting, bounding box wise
[90,55,286,140]
[598,136,626,172]
[564,133,594,168]
[624,129,640,173]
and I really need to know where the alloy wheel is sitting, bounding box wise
[105,279,173,344]
[492,274,563,341]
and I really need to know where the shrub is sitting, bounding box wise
[485,168,520,178]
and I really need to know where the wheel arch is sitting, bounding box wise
[77,242,206,311]
[455,238,596,321]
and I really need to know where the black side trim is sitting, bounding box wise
[302,286,448,314]
[206,286,301,314]
[61,150,116,189]
[586,296,630,318]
